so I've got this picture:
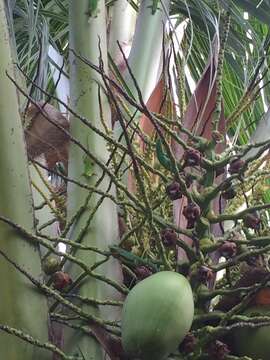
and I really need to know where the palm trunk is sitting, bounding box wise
[64,1,122,357]
[0,2,50,359]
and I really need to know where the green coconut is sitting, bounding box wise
[121,271,194,360]
[233,305,270,360]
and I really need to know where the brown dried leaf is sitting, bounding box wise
[139,77,165,151]
[24,101,69,170]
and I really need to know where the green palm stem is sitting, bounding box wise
[113,0,170,123]
[112,0,170,185]
[64,0,122,357]
[124,0,170,102]
[108,0,136,63]
[48,45,70,113]
[0,2,50,359]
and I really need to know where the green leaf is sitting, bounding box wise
[232,0,270,25]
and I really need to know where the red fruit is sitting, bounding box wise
[160,228,178,247]
[52,271,72,290]
[166,182,182,201]
[183,149,201,167]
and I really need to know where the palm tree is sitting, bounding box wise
[1,0,270,359]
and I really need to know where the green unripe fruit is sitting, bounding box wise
[42,256,61,275]
[200,237,214,251]
[233,305,270,359]
[121,271,194,360]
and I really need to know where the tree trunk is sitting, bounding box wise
[63,1,123,358]
[0,2,50,359]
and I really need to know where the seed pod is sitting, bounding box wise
[183,149,201,167]
[52,271,72,290]
[244,213,261,230]
[42,256,61,275]
[219,241,237,258]
[160,228,178,247]
[166,181,182,201]
[229,158,245,174]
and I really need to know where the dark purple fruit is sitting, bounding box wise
[207,340,230,360]
[244,213,261,230]
[179,333,197,354]
[135,266,152,280]
[229,159,245,174]
[219,241,237,258]
[183,149,201,167]
[160,228,178,247]
[183,203,200,229]
[166,181,182,201]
